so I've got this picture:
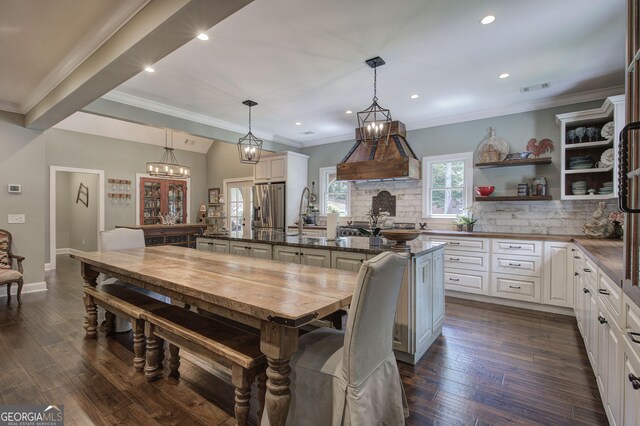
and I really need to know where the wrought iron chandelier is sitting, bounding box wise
[357,56,392,146]
[237,100,263,164]
[146,130,190,178]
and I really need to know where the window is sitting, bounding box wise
[319,166,350,216]
[225,179,253,233]
[422,152,473,218]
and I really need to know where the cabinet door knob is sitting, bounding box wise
[598,315,607,324]
[583,288,590,294]
[598,289,611,296]
[629,374,640,390]
[574,272,579,276]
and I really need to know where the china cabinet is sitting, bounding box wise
[140,177,187,225]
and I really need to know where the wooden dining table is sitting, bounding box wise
[71,245,358,426]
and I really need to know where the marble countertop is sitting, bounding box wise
[199,231,443,257]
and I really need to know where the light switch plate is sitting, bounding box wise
[8,214,25,224]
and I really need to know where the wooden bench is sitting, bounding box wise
[83,284,168,371]
[143,305,267,426]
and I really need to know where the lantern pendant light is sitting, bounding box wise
[357,56,392,147]
[237,100,263,164]
[146,129,190,178]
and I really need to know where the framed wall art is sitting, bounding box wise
[208,187,220,204]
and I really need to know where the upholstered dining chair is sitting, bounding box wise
[0,229,25,304]
[278,251,410,426]
[99,228,170,332]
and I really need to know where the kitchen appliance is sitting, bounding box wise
[252,183,286,232]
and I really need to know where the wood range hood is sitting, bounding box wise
[336,121,421,182]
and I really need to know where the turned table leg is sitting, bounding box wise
[81,263,99,339]
[144,322,162,381]
[232,364,254,426]
[168,343,180,379]
[132,319,146,372]
[260,321,298,426]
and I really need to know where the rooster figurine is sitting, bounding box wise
[526,138,554,158]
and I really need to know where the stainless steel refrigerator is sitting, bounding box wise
[252,183,286,232]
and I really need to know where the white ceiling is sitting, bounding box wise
[106,0,627,147]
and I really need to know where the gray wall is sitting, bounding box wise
[301,100,605,200]
[0,111,45,285]
[56,172,99,252]
[55,172,70,249]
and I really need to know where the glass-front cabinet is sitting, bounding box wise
[140,178,187,225]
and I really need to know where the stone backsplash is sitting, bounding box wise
[343,180,620,236]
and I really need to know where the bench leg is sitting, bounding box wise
[105,311,116,335]
[231,364,254,426]
[157,338,165,367]
[144,323,162,381]
[133,319,145,372]
[5,282,10,305]
[257,370,267,422]
[83,293,98,339]
[168,344,180,379]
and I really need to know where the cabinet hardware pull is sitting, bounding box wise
[508,263,522,267]
[571,249,576,252]
[583,288,590,294]
[629,331,640,345]
[629,374,640,390]
[597,289,610,296]
[583,268,592,273]
[449,257,460,261]
[508,285,521,289]
[300,253,304,256]
[508,245,522,249]
[449,278,460,282]
[360,259,364,263]
[598,315,608,324]
[449,242,460,245]
[574,256,581,259]
[574,272,579,276]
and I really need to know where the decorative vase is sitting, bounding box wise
[465,224,474,232]
[456,224,464,232]
[369,236,382,246]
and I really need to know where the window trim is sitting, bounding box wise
[319,166,350,216]
[422,152,473,219]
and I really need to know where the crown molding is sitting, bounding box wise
[0,100,22,114]
[101,91,303,148]
[20,0,149,114]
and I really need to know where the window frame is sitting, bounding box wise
[319,166,351,216]
[421,152,473,219]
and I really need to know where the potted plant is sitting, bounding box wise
[359,209,390,245]
[456,204,479,232]
[452,216,465,232]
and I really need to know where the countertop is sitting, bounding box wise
[199,231,443,257]
[118,224,205,229]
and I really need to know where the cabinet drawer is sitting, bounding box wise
[624,295,640,359]
[571,246,586,269]
[493,239,542,256]
[598,272,622,326]
[445,250,488,272]
[428,237,488,253]
[582,258,598,287]
[444,269,488,295]
[492,253,541,277]
[492,273,540,303]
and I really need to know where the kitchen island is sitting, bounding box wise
[196,232,445,364]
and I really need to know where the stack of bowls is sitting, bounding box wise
[599,181,614,195]
[569,156,594,170]
[571,181,587,195]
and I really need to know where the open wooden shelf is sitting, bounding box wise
[475,195,553,202]
[565,166,613,175]
[565,139,613,150]
[475,157,552,168]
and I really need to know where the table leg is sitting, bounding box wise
[260,321,298,426]
[81,263,99,339]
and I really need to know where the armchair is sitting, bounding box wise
[0,229,25,304]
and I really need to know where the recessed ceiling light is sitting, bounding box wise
[345,110,352,114]
[499,73,510,79]
[197,33,209,41]
[481,15,496,25]
[410,94,419,99]
[144,66,155,73]
[295,122,302,126]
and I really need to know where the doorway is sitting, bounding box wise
[223,178,253,234]
[49,166,105,271]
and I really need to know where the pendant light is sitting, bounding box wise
[357,56,392,146]
[146,129,190,178]
[237,100,263,164]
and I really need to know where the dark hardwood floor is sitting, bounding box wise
[0,255,607,425]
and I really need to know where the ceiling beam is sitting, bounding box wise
[24,0,253,130]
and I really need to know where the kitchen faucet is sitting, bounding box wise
[298,186,310,236]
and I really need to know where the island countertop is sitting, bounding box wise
[198,231,443,257]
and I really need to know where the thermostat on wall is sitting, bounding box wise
[7,184,22,194]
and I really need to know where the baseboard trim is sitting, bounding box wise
[56,248,70,255]
[44,263,53,271]
[0,281,47,298]
[445,291,575,316]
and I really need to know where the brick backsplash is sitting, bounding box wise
[343,180,619,236]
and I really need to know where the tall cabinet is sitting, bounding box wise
[140,177,187,225]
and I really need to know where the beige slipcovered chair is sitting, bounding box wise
[278,251,410,426]
[99,228,170,332]
[0,229,25,304]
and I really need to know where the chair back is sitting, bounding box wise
[0,229,12,269]
[100,228,145,251]
[342,251,409,385]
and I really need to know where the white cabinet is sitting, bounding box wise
[492,274,540,303]
[331,251,368,272]
[623,348,640,426]
[493,239,542,256]
[493,253,542,277]
[196,238,229,253]
[272,245,331,268]
[444,270,489,294]
[229,241,272,259]
[254,155,287,182]
[273,245,300,263]
[542,241,574,308]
